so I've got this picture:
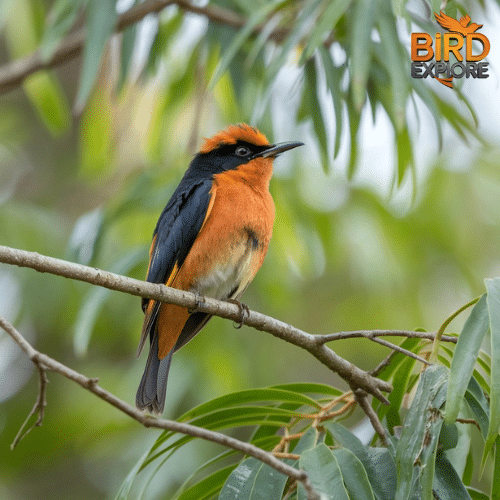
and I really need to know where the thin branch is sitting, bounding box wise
[0,245,392,404]
[0,0,287,95]
[318,329,457,344]
[10,359,48,449]
[352,389,389,447]
[0,316,320,500]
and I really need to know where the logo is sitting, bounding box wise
[411,11,490,88]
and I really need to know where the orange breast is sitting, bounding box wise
[156,158,275,358]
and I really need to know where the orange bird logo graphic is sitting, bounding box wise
[435,11,483,36]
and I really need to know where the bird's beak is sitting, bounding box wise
[256,141,304,159]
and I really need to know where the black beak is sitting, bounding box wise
[254,141,304,159]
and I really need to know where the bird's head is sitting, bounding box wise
[190,124,303,178]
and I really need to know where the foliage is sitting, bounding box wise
[1,0,500,499]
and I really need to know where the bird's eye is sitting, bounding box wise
[235,146,251,157]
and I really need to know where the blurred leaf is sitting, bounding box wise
[270,383,343,397]
[350,0,377,111]
[331,447,375,500]
[445,294,489,425]
[67,206,105,264]
[298,57,328,171]
[210,0,289,87]
[299,0,352,63]
[395,365,448,500]
[318,45,345,159]
[114,448,151,500]
[40,0,87,61]
[75,0,117,111]
[73,247,145,357]
[117,23,137,93]
[483,279,500,463]
[298,443,349,500]
[23,71,71,136]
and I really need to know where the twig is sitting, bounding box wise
[0,245,392,404]
[352,389,389,447]
[318,329,457,344]
[0,316,320,500]
[10,359,48,449]
[0,0,288,95]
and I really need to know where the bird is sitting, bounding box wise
[435,11,483,36]
[136,123,303,414]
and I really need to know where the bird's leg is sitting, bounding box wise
[226,298,250,329]
[188,291,204,314]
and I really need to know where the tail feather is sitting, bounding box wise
[136,333,173,415]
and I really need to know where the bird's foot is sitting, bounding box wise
[188,291,204,314]
[227,298,250,329]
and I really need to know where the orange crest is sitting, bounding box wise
[200,124,269,154]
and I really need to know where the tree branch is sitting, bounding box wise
[0,0,287,95]
[0,245,392,404]
[0,316,320,500]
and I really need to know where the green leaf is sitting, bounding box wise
[300,57,329,171]
[464,376,490,441]
[299,0,352,63]
[114,448,151,500]
[177,465,235,500]
[366,448,397,500]
[318,45,345,159]
[332,447,375,500]
[179,388,321,422]
[75,0,117,112]
[466,488,490,500]
[433,453,473,500]
[445,294,489,425]
[395,365,448,500]
[219,457,288,500]
[483,279,500,462]
[210,0,288,87]
[382,346,417,431]
[298,444,349,500]
[270,383,343,397]
[492,435,500,500]
[324,422,388,500]
[395,127,412,187]
[350,0,377,111]
[40,0,87,61]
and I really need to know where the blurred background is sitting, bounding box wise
[1,0,500,498]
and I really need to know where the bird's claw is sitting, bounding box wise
[227,298,250,329]
[188,291,204,314]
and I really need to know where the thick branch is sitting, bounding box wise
[0,316,319,500]
[0,0,287,95]
[0,245,392,403]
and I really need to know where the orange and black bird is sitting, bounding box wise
[136,124,303,414]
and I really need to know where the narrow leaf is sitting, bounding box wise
[483,279,500,463]
[395,365,448,500]
[298,444,349,500]
[446,294,489,424]
[332,447,375,500]
[350,0,377,111]
[75,0,117,111]
[433,453,473,500]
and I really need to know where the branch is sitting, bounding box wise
[0,245,392,404]
[0,317,320,500]
[0,0,287,95]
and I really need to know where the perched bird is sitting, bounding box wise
[435,11,483,36]
[136,123,303,414]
